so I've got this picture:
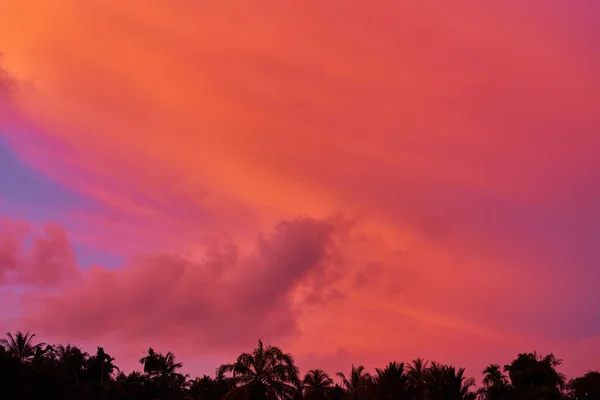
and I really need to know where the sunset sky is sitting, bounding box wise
[1,0,600,381]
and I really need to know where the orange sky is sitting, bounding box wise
[1,0,600,380]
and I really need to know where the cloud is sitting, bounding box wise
[0,218,27,282]
[21,216,337,352]
[0,217,81,286]
[0,63,12,100]
[0,59,18,126]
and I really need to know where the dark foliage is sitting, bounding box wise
[0,331,597,400]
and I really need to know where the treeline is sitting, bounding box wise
[1,331,598,400]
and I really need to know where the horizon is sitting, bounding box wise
[1,0,600,383]
[0,331,588,386]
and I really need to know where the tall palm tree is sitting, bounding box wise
[303,369,334,400]
[140,348,184,379]
[140,347,161,375]
[218,339,300,400]
[406,358,429,400]
[140,347,187,396]
[442,365,476,400]
[336,365,372,400]
[426,363,475,400]
[56,344,89,392]
[374,362,407,400]
[425,362,445,400]
[87,346,119,385]
[0,331,45,362]
[477,364,510,400]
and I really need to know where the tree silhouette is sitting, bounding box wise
[478,364,511,400]
[57,343,89,394]
[567,371,600,400]
[373,362,407,400]
[218,339,300,400]
[189,375,221,400]
[0,344,20,399]
[504,352,565,400]
[303,369,334,400]
[425,363,475,400]
[2,331,599,400]
[0,330,45,362]
[337,365,372,400]
[113,370,148,400]
[140,347,188,399]
[406,358,429,400]
[329,384,347,400]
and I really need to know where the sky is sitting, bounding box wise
[1,0,600,381]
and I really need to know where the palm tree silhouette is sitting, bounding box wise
[406,358,429,400]
[374,362,407,400]
[477,364,510,400]
[336,365,372,400]
[88,346,119,384]
[140,347,188,397]
[140,348,183,379]
[303,369,334,400]
[32,344,55,362]
[218,339,300,400]
[0,330,45,362]
[437,365,476,400]
[424,363,475,400]
[56,344,89,393]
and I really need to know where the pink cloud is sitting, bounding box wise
[0,218,27,282]
[21,216,337,353]
[0,217,80,286]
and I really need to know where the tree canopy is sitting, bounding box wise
[0,331,597,400]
